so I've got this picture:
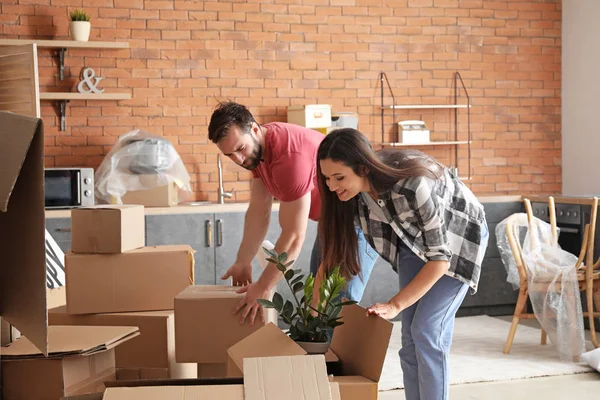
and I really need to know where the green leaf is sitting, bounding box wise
[264,247,278,258]
[266,257,278,265]
[284,269,295,281]
[276,262,287,273]
[337,300,357,307]
[273,292,283,312]
[291,275,304,286]
[292,282,304,294]
[293,269,302,275]
[282,301,294,320]
[284,261,295,268]
[256,299,275,308]
[278,252,288,263]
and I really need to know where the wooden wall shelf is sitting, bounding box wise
[0,39,128,80]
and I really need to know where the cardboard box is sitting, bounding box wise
[48,306,196,379]
[226,322,306,378]
[174,285,276,365]
[287,104,332,128]
[61,394,104,400]
[223,304,392,400]
[0,317,20,346]
[0,111,48,354]
[103,355,339,400]
[122,175,179,207]
[197,362,227,378]
[66,245,195,314]
[1,325,139,400]
[71,205,145,254]
[244,355,332,399]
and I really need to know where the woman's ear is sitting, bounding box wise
[358,164,369,177]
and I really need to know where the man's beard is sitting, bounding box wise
[241,137,263,171]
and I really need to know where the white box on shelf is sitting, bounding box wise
[287,104,332,128]
[398,120,430,144]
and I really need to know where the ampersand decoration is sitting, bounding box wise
[77,67,105,94]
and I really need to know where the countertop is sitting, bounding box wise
[526,195,599,206]
[45,195,525,219]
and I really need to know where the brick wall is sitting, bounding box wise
[1,0,562,202]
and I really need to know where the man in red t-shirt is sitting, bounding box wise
[208,101,325,325]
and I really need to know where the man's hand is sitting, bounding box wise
[366,301,403,320]
[221,262,253,286]
[234,281,272,325]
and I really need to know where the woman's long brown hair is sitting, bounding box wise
[316,128,444,279]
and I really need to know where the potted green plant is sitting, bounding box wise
[69,9,90,42]
[257,248,356,354]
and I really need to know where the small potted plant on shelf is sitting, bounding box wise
[69,9,90,42]
[257,248,356,354]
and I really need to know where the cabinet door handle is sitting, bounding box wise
[216,219,223,247]
[205,220,213,247]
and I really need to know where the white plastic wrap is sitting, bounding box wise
[95,129,191,204]
[496,213,586,362]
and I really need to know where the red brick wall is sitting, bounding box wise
[1,0,562,202]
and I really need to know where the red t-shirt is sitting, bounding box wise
[252,122,324,221]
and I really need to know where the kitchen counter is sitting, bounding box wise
[45,195,524,219]
[526,195,599,205]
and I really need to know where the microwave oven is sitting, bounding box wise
[44,168,95,209]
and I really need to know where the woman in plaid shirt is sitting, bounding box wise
[316,128,489,400]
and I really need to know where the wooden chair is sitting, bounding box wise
[503,196,600,354]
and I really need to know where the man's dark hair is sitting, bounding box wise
[208,101,255,143]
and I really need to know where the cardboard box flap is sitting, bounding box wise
[103,385,244,399]
[74,205,141,211]
[105,377,243,388]
[176,285,239,300]
[1,325,139,359]
[244,355,331,400]
[61,394,104,400]
[0,111,47,355]
[0,112,41,212]
[227,322,307,372]
[330,304,393,382]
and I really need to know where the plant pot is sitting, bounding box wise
[70,21,91,42]
[296,340,330,355]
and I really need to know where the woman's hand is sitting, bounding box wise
[366,301,403,320]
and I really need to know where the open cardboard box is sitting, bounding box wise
[102,355,340,400]
[1,325,139,399]
[49,306,196,380]
[0,111,48,354]
[226,304,393,400]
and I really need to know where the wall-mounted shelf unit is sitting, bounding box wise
[378,71,472,180]
[0,39,129,80]
[0,39,130,130]
[39,92,131,101]
[39,92,132,131]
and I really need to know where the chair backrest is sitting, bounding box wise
[504,213,528,285]
[588,197,599,272]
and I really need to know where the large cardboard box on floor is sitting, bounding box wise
[1,325,139,400]
[121,175,179,207]
[102,355,340,400]
[0,111,49,355]
[66,245,195,314]
[174,285,277,375]
[70,205,145,254]
[226,304,393,400]
[48,306,196,379]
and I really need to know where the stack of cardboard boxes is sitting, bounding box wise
[48,204,197,381]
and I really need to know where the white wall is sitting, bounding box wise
[562,1,600,195]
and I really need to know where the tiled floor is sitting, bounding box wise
[379,316,600,399]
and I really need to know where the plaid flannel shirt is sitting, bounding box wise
[357,169,487,293]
